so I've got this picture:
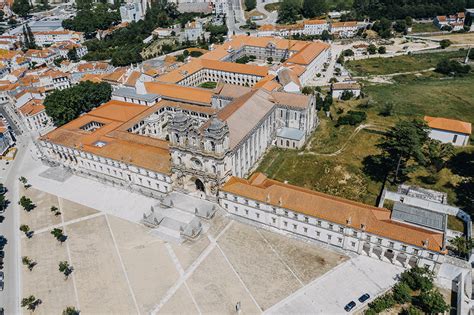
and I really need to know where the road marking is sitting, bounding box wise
[105,214,141,315]
[58,197,81,310]
[256,229,304,287]
[21,212,104,238]
[150,220,234,315]
[216,242,263,312]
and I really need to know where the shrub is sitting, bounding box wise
[340,90,354,101]
[393,282,412,304]
[400,266,434,292]
[435,59,471,76]
[236,56,250,64]
[367,293,396,313]
[189,50,203,57]
[342,49,354,56]
[439,39,452,49]
[368,44,377,54]
[336,110,367,126]
[378,46,386,54]
[379,102,393,116]
[415,289,449,314]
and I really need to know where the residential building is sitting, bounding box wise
[331,82,361,99]
[424,116,471,146]
[33,30,84,47]
[18,99,53,132]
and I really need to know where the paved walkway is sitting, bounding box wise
[265,255,403,314]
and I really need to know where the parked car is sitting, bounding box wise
[344,301,356,312]
[358,293,370,303]
[0,271,3,281]
[0,251,4,258]
[0,280,3,291]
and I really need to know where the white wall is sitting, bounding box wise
[429,128,470,146]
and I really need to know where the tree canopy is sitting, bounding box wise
[44,81,112,126]
[62,3,121,34]
[244,0,256,11]
[12,0,31,18]
[277,0,302,24]
[302,0,327,18]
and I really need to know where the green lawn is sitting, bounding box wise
[410,22,440,33]
[199,81,218,89]
[346,50,467,76]
[363,73,474,123]
[256,118,384,205]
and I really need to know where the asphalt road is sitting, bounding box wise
[0,104,22,136]
[0,134,30,314]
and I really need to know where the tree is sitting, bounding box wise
[59,261,74,278]
[372,18,392,38]
[367,293,396,313]
[340,90,354,101]
[22,256,36,271]
[267,57,273,64]
[423,140,454,173]
[393,20,407,33]
[367,44,377,54]
[19,176,29,188]
[435,59,471,76]
[277,0,302,24]
[405,16,413,26]
[21,295,42,311]
[44,81,112,126]
[439,39,452,49]
[377,119,429,182]
[19,196,36,212]
[336,110,367,126]
[322,94,333,112]
[400,266,434,292]
[51,206,61,216]
[449,236,473,258]
[302,0,327,18]
[393,282,412,304]
[12,0,31,18]
[378,46,386,54]
[67,48,79,62]
[416,289,449,314]
[20,224,33,238]
[379,102,393,116]
[51,228,66,243]
[244,0,256,11]
[63,306,80,315]
[321,30,331,41]
[301,86,314,95]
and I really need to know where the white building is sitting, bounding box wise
[303,19,329,35]
[330,21,360,38]
[120,0,145,23]
[18,99,53,132]
[184,21,204,42]
[0,121,14,156]
[33,31,84,47]
[331,82,361,99]
[219,173,446,270]
[424,116,471,147]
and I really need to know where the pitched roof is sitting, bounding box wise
[144,82,214,105]
[424,116,472,135]
[286,41,329,65]
[19,99,45,116]
[221,173,445,253]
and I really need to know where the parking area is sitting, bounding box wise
[20,186,347,314]
[265,255,404,314]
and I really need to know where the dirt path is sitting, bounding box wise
[353,68,435,83]
[301,123,386,157]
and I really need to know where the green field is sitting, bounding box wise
[346,50,467,76]
[364,73,474,123]
[410,22,440,33]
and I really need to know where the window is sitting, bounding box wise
[234,196,238,201]
[293,213,298,219]
[389,242,394,248]
[224,203,228,209]
[351,242,356,247]
[272,217,276,224]
[303,227,308,233]
[413,249,419,255]
[401,245,407,251]
[338,238,342,243]
[234,206,238,212]
[256,202,260,208]
[339,227,344,233]
[367,235,371,241]
[317,220,322,226]
[256,213,260,219]
[304,216,309,223]
[352,231,357,237]
[272,207,276,214]
[245,209,249,215]
[284,210,289,217]
[316,231,320,236]
[328,235,332,240]
[377,238,382,245]
[453,134,458,143]
[428,253,434,259]
[284,221,288,227]
[329,224,334,230]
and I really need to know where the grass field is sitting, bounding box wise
[257,118,384,205]
[410,23,440,33]
[363,73,474,123]
[346,50,467,76]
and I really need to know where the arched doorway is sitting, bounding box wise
[195,179,205,192]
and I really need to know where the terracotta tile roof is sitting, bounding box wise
[124,71,141,87]
[77,62,109,72]
[286,41,329,65]
[80,73,107,83]
[270,91,311,109]
[331,21,358,28]
[102,68,127,83]
[222,173,445,253]
[144,82,214,105]
[258,24,275,31]
[304,19,327,25]
[424,116,472,135]
[437,16,447,21]
[41,100,171,174]
[19,99,45,116]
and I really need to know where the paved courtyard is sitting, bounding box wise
[20,187,348,315]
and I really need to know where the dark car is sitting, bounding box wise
[344,301,356,312]
[358,293,370,303]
